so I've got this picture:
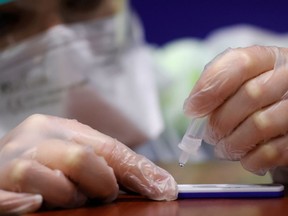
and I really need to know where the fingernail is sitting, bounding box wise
[183,94,208,118]
[149,168,178,201]
[7,194,43,214]
[183,98,198,117]
[252,168,269,176]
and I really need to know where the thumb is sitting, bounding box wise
[0,189,43,215]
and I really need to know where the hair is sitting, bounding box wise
[0,13,15,35]
[61,0,104,12]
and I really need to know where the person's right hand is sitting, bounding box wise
[0,114,177,215]
[183,46,288,177]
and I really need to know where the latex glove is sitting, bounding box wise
[0,114,177,215]
[184,45,288,176]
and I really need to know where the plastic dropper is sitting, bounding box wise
[178,117,207,167]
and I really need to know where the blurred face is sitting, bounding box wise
[0,0,123,50]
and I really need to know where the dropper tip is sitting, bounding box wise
[178,151,190,168]
[179,163,185,168]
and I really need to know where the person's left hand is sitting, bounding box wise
[184,45,288,176]
[0,114,177,214]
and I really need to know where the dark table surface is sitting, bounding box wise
[26,160,288,216]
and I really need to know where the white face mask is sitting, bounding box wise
[0,7,163,139]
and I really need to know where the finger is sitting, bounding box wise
[184,46,282,117]
[206,63,288,144]
[214,99,288,160]
[33,139,119,203]
[241,134,288,175]
[0,190,42,215]
[106,144,178,201]
[26,115,177,201]
[65,126,178,201]
[0,159,86,208]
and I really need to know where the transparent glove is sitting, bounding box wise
[184,45,288,176]
[0,114,177,215]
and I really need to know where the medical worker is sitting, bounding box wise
[2,45,288,214]
[0,0,178,214]
[0,0,165,158]
[1,0,288,215]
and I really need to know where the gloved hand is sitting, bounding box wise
[184,45,288,176]
[0,114,177,215]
